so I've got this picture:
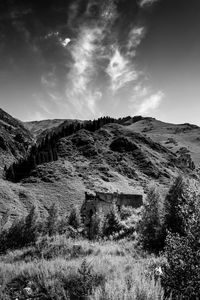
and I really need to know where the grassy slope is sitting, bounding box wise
[11,122,195,216]
[25,119,66,138]
[0,235,167,300]
[24,118,82,141]
[129,118,200,167]
[0,114,198,300]
[0,113,200,219]
[0,108,33,178]
[0,173,85,218]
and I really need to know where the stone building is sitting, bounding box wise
[81,191,143,238]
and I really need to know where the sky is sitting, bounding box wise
[0,0,200,124]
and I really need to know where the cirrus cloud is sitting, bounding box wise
[106,48,138,92]
[28,0,164,119]
[139,0,160,8]
[135,91,165,115]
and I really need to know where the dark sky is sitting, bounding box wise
[0,0,200,124]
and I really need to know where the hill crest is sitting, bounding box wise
[0,109,199,218]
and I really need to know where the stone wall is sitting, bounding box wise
[117,193,143,208]
[81,191,143,238]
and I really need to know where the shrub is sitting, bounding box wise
[120,205,136,220]
[57,217,69,235]
[164,230,200,298]
[90,210,105,240]
[163,190,200,299]
[103,205,122,238]
[138,187,164,252]
[23,206,39,245]
[14,133,24,143]
[63,259,105,299]
[163,176,186,235]
[110,136,138,152]
[0,218,26,252]
[68,206,83,230]
[0,206,39,252]
[46,203,59,236]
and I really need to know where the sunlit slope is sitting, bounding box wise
[128,118,200,167]
[0,110,199,219]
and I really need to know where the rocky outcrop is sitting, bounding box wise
[110,137,139,152]
[177,153,195,170]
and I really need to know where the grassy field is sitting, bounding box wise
[0,235,167,300]
[1,176,199,299]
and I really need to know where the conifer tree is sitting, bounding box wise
[90,210,105,239]
[46,203,59,236]
[164,188,200,299]
[68,206,82,230]
[164,176,186,235]
[103,205,122,237]
[139,187,164,251]
[23,205,39,245]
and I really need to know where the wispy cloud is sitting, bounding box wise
[64,0,118,118]
[139,0,160,8]
[41,72,57,89]
[127,27,145,57]
[61,38,71,47]
[135,91,164,115]
[44,32,71,48]
[64,26,102,117]
[67,0,81,27]
[66,26,103,107]
[44,31,59,39]
[26,111,46,121]
[39,0,163,119]
[106,24,146,93]
[25,94,53,121]
[106,48,138,92]
[133,84,149,97]
[33,94,54,116]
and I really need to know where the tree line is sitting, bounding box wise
[4,116,126,182]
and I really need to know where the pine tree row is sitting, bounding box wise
[4,116,119,182]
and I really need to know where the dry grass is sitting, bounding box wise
[0,235,168,300]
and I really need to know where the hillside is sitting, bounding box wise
[25,118,83,141]
[127,117,200,168]
[0,108,33,176]
[25,119,66,138]
[0,110,199,219]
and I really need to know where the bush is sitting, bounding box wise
[138,187,164,252]
[0,218,26,252]
[57,217,69,235]
[63,259,105,299]
[68,206,83,230]
[103,205,122,238]
[164,176,186,235]
[90,210,105,240]
[110,136,138,152]
[46,203,59,236]
[120,205,136,220]
[0,206,39,252]
[163,190,200,299]
[0,236,168,300]
[88,206,138,241]
[23,206,39,245]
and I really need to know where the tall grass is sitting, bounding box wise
[0,236,167,300]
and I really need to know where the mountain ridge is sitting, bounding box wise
[0,107,199,219]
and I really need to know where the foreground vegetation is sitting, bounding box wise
[0,175,200,299]
[0,236,166,300]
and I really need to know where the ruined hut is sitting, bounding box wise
[81,191,143,238]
